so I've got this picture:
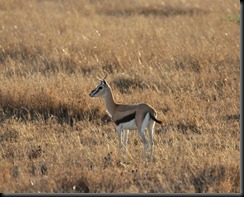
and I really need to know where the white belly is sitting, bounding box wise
[117,119,137,130]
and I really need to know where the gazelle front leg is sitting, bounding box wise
[123,130,129,155]
[116,126,122,155]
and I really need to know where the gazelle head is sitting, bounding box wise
[89,77,109,98]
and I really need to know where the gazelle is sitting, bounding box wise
[89,77,162,161]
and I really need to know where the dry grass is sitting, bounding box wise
[0,0,240,193]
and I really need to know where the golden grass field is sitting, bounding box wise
[0,0,240,193]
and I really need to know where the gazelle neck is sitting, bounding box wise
[103,86,117,117]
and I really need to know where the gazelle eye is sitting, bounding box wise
[98,86,103,90]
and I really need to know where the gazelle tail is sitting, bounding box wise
[150,115,162,124]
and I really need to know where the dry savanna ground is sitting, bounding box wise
[0,0,240,193]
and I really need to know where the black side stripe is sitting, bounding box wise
[114,112,136,126]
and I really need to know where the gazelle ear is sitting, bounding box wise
[102,79,107,85]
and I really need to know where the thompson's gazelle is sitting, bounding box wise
[89,77,162,161]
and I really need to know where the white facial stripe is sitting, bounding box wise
[90,83,105,97]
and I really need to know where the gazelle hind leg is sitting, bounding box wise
[140,113,150,161]
[140,132,148,161]
[148,119,155,161]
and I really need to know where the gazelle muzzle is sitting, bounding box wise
[89,86,103,97]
